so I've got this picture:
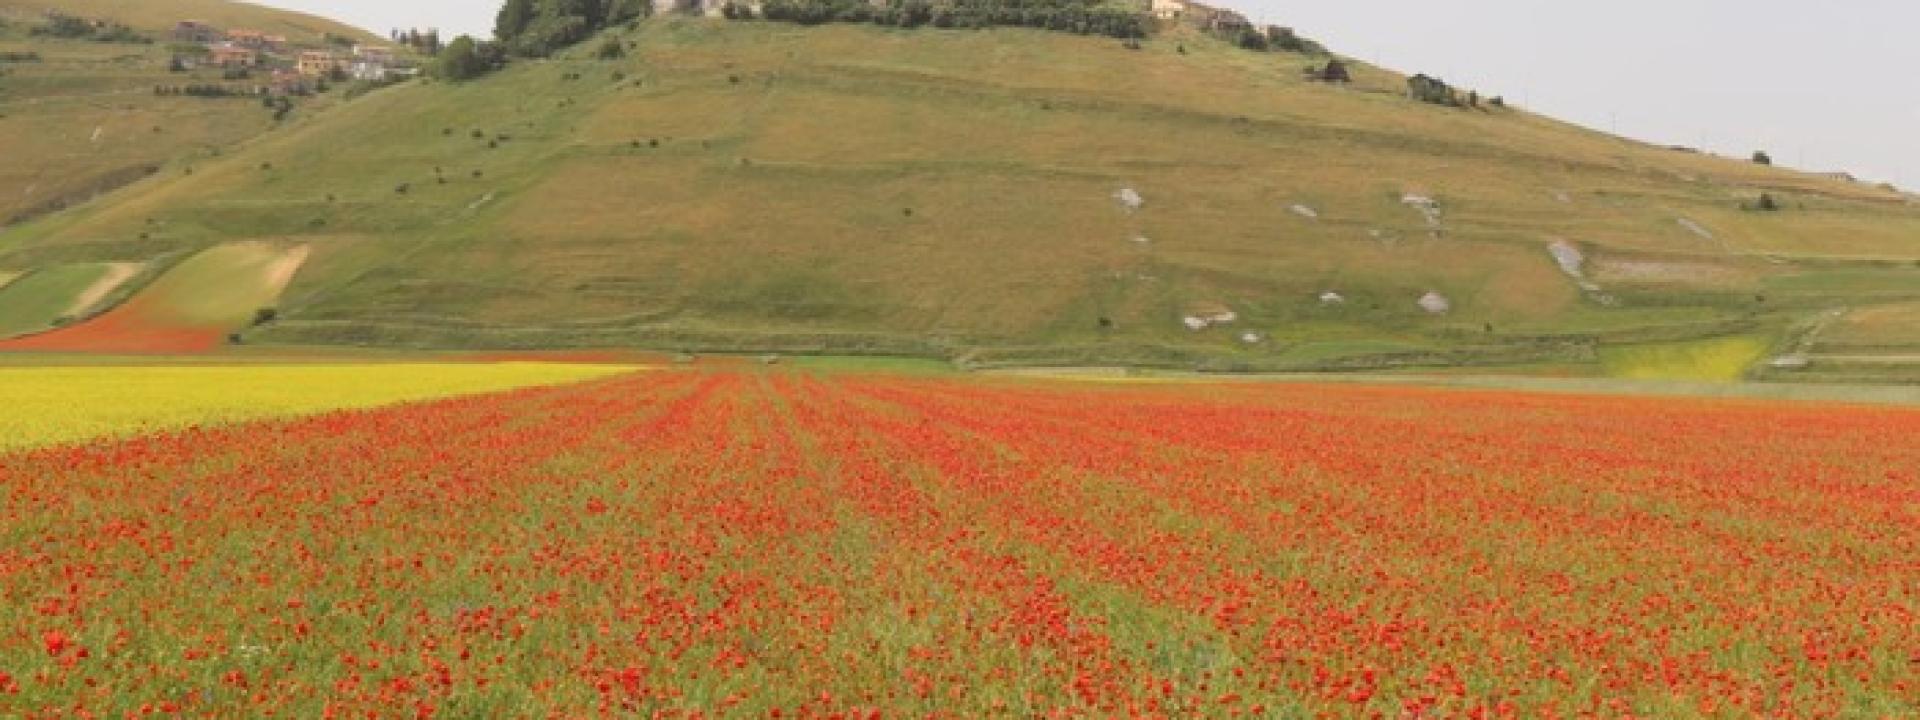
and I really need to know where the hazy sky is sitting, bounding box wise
[247,0,1917,189]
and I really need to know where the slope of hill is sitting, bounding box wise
[4,16,1918,378]
[0,240,307,352]
[0,260,130,334]
[0,0,380,226]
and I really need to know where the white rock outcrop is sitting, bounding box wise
[1402,194,1442,227]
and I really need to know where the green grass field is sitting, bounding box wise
[0,362,633,451]
[2,12,1917,378]
[128,241,308,327]
[0,262,120,336]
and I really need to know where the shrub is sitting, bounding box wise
[1306,59,1350,83]
[1264,26,1324,54]
[1754,193,1780,211]
[1408,74,1462,107]
[1751,151,1773,166]
[595,36,625,59]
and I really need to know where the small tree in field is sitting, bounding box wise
[595,36,625,59]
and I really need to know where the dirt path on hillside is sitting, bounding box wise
[262,244,312,295]
[64,262,142,317]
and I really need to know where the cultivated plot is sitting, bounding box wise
[2,371,1914,716]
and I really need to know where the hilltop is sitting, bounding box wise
[3,6,1918,381]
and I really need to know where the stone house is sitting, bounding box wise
[1152,0,1252,35]
[207,43,259,68]
[297,51,344,77]
[226,29,287,52]
[348,45,399,80]
[354,45,396,65]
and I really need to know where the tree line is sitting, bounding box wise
[32,12,149,43]
[1407,74,1501,110]
[494,0,649,56]
[391,28,447,56]
[745,0,1149,40]
[444,0,1313,83]
[153,84,264,98]
[437,0,650,81]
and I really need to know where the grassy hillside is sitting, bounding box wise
[4,17,1918,378]
[0,261,106,334]
[0,0,380,225]
[0,240,307,352]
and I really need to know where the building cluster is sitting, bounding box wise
[171,20,415,95]
[1149,0,1253,35]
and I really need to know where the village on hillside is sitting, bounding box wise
[169,19,416,96]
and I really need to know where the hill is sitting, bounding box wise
[0,0,383,227]
[3,13,1918,380]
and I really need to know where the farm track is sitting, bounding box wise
[2,370,1917,716]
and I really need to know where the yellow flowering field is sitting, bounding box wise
[0,363,633,451]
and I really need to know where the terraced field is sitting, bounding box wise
[0,242,309,352]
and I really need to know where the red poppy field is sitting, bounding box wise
[3,370,1917,717]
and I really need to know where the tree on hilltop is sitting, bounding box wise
[493,0,648,57]
[496,0,537,43]
[434,35,502,81]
